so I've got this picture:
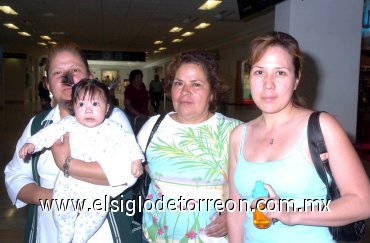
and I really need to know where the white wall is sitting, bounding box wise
[275,0,363,140]
[89,63,164,88]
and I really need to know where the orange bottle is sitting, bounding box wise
[252,180,272,229]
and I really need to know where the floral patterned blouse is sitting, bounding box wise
[137,112,241,243]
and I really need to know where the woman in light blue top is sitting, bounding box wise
[227,32,370,242]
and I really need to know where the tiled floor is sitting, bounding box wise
[0,101,369,242]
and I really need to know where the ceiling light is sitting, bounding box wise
[154,50,161,53]
[48,41,57,45]
[40,35,51,40]
[3,23,19,29]
[0,6,18,15]
[169,27,183,33]
[154,40,163,45]
[18,32,31,37]
[158,47,167,51]
[194,22,211,29]
[181,32,194,37]
[37,42,47,46]
[172,39,183,43]
[198,0,222,10]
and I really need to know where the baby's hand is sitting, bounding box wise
[19,143,35,159]
[131,160,143,177]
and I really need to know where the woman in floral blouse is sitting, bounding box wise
[137,50,242,242]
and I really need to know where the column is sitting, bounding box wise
[275,0,363,141]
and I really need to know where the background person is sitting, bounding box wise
[103,75,112,85]
[149,74,163,114]
[5,42,133,242]
[137,50,242,242]
[124,69,150,134]
[227,31,370,243]
[38,75,52,111]
[124,69,149,118]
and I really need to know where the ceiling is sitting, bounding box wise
[0,0,265,67]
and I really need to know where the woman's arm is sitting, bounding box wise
[205,212,228,237]
[302,113,370,224]
[227,126,245,243]
[52,121,143,188]
[17,183,52,205]
[51,109,135,186]
[5,117,53,207]
[265,113,370,226]
[51,133,110,185]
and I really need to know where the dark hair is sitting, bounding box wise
[45,42,90,81]
[247,31,305,107]
[70,79,112,117]
[129,69,143,83]
[165,50,226,112]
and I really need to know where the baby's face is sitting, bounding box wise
[74,93,108,128]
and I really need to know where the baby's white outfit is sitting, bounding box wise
[26,115,144,243]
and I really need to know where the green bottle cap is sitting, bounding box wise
[252,180,269,198]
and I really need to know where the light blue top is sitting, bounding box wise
[234,124,335,243]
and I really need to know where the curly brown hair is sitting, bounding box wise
[165,50,228,112]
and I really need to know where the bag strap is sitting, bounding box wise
[24,110,52,243]
[308,111,329,187]
[308,111,337,193]
[30,110,52,185]
[107,113,165,243]
[144,114,166,158]
[31,110,52,135]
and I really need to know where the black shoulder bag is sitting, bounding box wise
[132,114,165,224]
[308,111,366,242]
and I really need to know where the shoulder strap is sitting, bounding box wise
[144,114,166,154]
[24,110,51,243]
[30,110,52,185]
[31,110,51,135]
[107,114,165,243]
[307,111,331,189]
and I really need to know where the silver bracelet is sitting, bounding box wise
[63,156,73,178]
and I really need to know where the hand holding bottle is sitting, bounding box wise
[252,182,297,227]
[252,180,272,229]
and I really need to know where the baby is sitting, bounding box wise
[19,78,144,243]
